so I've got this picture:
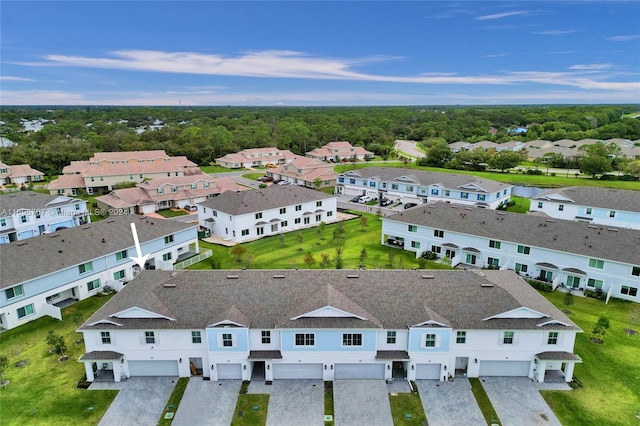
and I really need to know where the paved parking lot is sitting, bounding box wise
[93,377,176,426]
[481,377,565,426]
[334,380,393,426]
[172,379,241,426]
[249,379,324,426]
[416,379,485,426]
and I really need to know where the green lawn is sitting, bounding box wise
[242,172,266,181]
[157,377,189,425]
[157,209,189,218]
[0,295,118,426]
[469,378,502,426]
[540,292,640,425]
[201,164,233,174]
[324,381,334,425]
[388,392,427,425]
[189,213,451,270]
[506,196,530,213]
[230,394,269,426]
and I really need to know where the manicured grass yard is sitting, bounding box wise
[388,392,427,424]
[230,394,269,426]
[189,213,451,270]
[241,172,265,181]
[157,377,189,425]
[0,295,118,426]
[505,195,530,213]
[324,381,334,425]
[200,164,233,174]
[157,209,189,218]
[540,292,640,426]
[469,377,502,425]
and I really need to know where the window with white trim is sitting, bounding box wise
[115,250,128,261]
[517,245,530,255]
[113,270,126,281]
[164,235,174,244]
[515,263,528,273]
[547,331,558,345]
[489,240,501,249]
[456,331,466,344]
[632,266,640,277]
[78,261,93,274]
[17,303,35,319]
[101,331,111,344]
[145,331,155,344]
[295,333,315,346]
[609,210,616,218]
[87,279,101,292]
[503,331,514,344]
[261,330,271,344]
[386,331,396,344]
[279,208,286,214]
[342,333,362,346]
[5,285,24,299]
[241,229,249,236]
[424,333,436,347]
[192,331,202,344]
[589,258,605,269]
[433,229,444,238]
[621,286,637,297]
[408,225,417,232]
[411,241,420,249]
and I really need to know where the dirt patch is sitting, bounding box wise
[57,355,69,362]
[624,328,637,335]
[540,413,549,421]
[15,360,27,367]
[589,338,603,344]
[562,310,572,315]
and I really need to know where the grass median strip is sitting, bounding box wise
[388,392,427,425]
[157,377,189,425]
[324,381,334,424]
[469,378,501,426]
[231,394,269,426]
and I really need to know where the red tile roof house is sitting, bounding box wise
[267,157,337,188]
[306,141,374,162]
[0,162,45,186]
[48,150,199,196]
[215,148,299,169]
[95,175,246,215]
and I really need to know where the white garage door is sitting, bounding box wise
[415,364,442,380]
[334,363,385,380]
[217,363,243,379]
[272,363,323,379]
[128,360,179,376]
[479,361,530,377]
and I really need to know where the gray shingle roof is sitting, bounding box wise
[79,351,124,361]
[0,191,82,213]
[0,215,196,288]
[532,186,640,213]
[197,185,335,215]
[385,202,640,265]
[79,269,579,332]
[339,167,511,193]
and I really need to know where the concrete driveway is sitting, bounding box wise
[481,377,567,426]
[334,380,393,426]
[416,379,485,426]
[249,379,324,426]
[172,379,241,426]
[93,377,176,426]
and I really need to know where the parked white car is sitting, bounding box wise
[358,195,374,203]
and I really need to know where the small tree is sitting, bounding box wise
[359,215,368,231]
[591,313,610,343]
[303,252,316,268]
[0,355,8,385]
[335,256,344,269]
[563,289,574,313]
[230,245,247,263]
[359,248,368,266]
[45,330,67,357]
[278,233,286,247]
[317,221,326,238]
[245,252,254,268]
[313,177,323,190]
[296,232,304,252]
[386,252,396,268]
[320,253,332,268]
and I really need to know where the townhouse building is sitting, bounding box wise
[197,185,337,243]
[266,157,337,188]
[0,162,45,185]
[77,269,581,384]
[381,202,640,302]
[215,148,298,169]
[530,186,640,230]
[0,216,198,330]
[336,167,512,209]
[0,192,89,244]
[306,141,373,162]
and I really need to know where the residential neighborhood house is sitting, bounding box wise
[197,185,337,243]
[266,157,337,188]
[381,202,640,302]
[48,150,200,196]
[77,269,581,385]
[306,141,374,162]
[96,174,246,215]
[336,167,513,209]
[530,187,640,230]
[215,147,298,169]
[0,215,198,330]
[0,162,45,186]
[0,192,90,244]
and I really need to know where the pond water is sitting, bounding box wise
[511,185,546,198]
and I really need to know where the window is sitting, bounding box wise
[431,245,441,254]
[261,331,271,344]
[503,331,514,344]
[342,333,362,346]
[433,230,444,238]
[406,185,414,192]
[257,226,265,235]
[327,211,333,217]
[515,263,528,273]
[544,331,559,345]
[145,331,155,344]
[633,267,640,277]
[87,279,100,291]
[316,201,322,207]
[204,182,210,189]
[517,245,530,255]
[281,220,288,227]
[164,235,174,244]
[0,219,5,226]
[279,208,286,214]
[314,214,321,222]
[488,257,499,268]
[589,258,605,269]
[192,331,202,344]
[424,334,436,347]
[17,304,35,319]
[295,218,301,224]
[303,217,310,225]
[586,207,592,215]
[537,201,543,208]
[391,184,398,190]
[162,252,172,261]
[566,275,580,288]
[456,331,466,344]
[431,189,439,196]
[466,254,477,265]
[157,188,164,195]
[20,215,27,224]
[477,194,486,201]
[5,285,24,299]
[609,210,616,218]
[587,278,603,290]
[271,224,278,232]
[621,286,638,297]
[460,192,469,199]
[171,186,177,193]
[489,240,501,249]
[338,177,344,183]
[115,250,128,261]
[36,211,42,219]
[295,333,315,346]
[101,331,111,344]
[211,210,217,217]
[113,270,125,281]
[242,229,250,236]
[78,261,93,274]
[350,179,356,184]
[295,205,302,211]
[408,225,417,233]
[558,204,564,211]
[191,183,197,190]
[369,181,376,187]
[411,241,420,249]
[386,331,396,344]
[444,190,450,196]
[255,212,263,219]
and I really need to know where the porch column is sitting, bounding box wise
[536,361,546,382]
[85,362,95,382]
[563,362,575,382]
[113,362,121,382]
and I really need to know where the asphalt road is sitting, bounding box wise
[395,139,425,158]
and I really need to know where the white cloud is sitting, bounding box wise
[569,64,612,71]
[474,11,528,21]
[607,35,640,42]
[534,30,577,36]
[0,76,35,82]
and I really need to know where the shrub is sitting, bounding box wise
[526,169,544,175]
[421,251,438,260]
[526,279,553,292]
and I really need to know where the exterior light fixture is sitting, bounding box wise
[474,358,478,364]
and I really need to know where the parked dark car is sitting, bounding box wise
[380,198,393,206]
[403,202,417,209]
[258,176,274,182]
[350,195,362,202]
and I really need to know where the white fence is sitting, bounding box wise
[173,249,213,270]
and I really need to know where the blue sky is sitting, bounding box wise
[1,1,639,106]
